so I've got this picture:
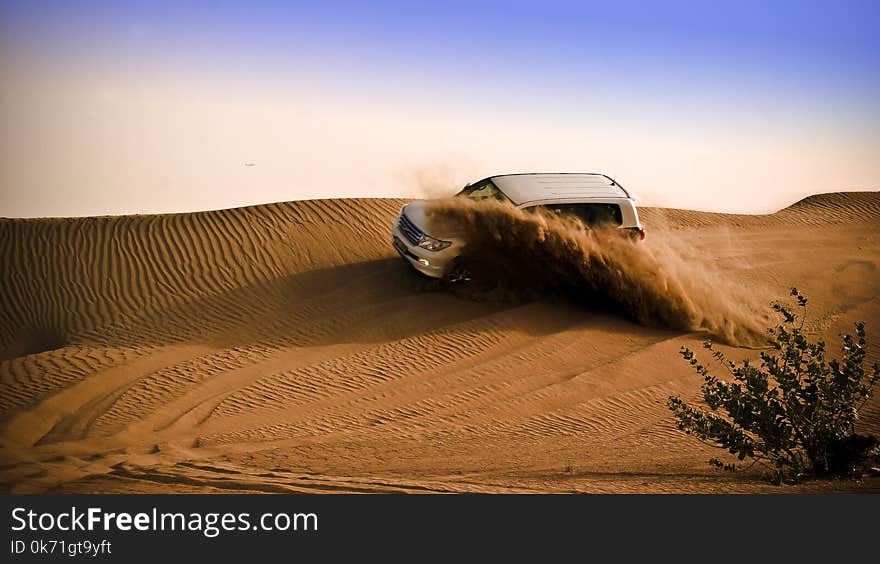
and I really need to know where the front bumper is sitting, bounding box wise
[391,220,457,279]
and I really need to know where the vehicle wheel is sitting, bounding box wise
[445,259,472,284]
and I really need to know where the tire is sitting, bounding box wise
[444,258,472,285]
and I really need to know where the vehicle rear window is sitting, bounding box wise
[533,203,623,227]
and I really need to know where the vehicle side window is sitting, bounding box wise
[530,203,623,227]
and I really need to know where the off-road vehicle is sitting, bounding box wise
[392,172,644,279]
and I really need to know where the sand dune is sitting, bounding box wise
[1,192,879,493]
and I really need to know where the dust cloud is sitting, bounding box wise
[425,198,767,345]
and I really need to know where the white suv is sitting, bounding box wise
[392,172,644,279]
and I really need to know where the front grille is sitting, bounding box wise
[398,213,423,246]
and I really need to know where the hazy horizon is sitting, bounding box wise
[2,0,878,218]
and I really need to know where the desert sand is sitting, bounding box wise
[1,192,879,493]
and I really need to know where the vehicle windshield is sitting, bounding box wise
[532,203,623,228]
[456,180,509,202]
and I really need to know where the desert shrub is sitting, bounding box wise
[667,288,879,484]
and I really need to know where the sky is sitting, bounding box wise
[1,0,878,217]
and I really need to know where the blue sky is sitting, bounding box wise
[1,1,878,216]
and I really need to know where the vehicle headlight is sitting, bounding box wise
[417,234,452,252]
